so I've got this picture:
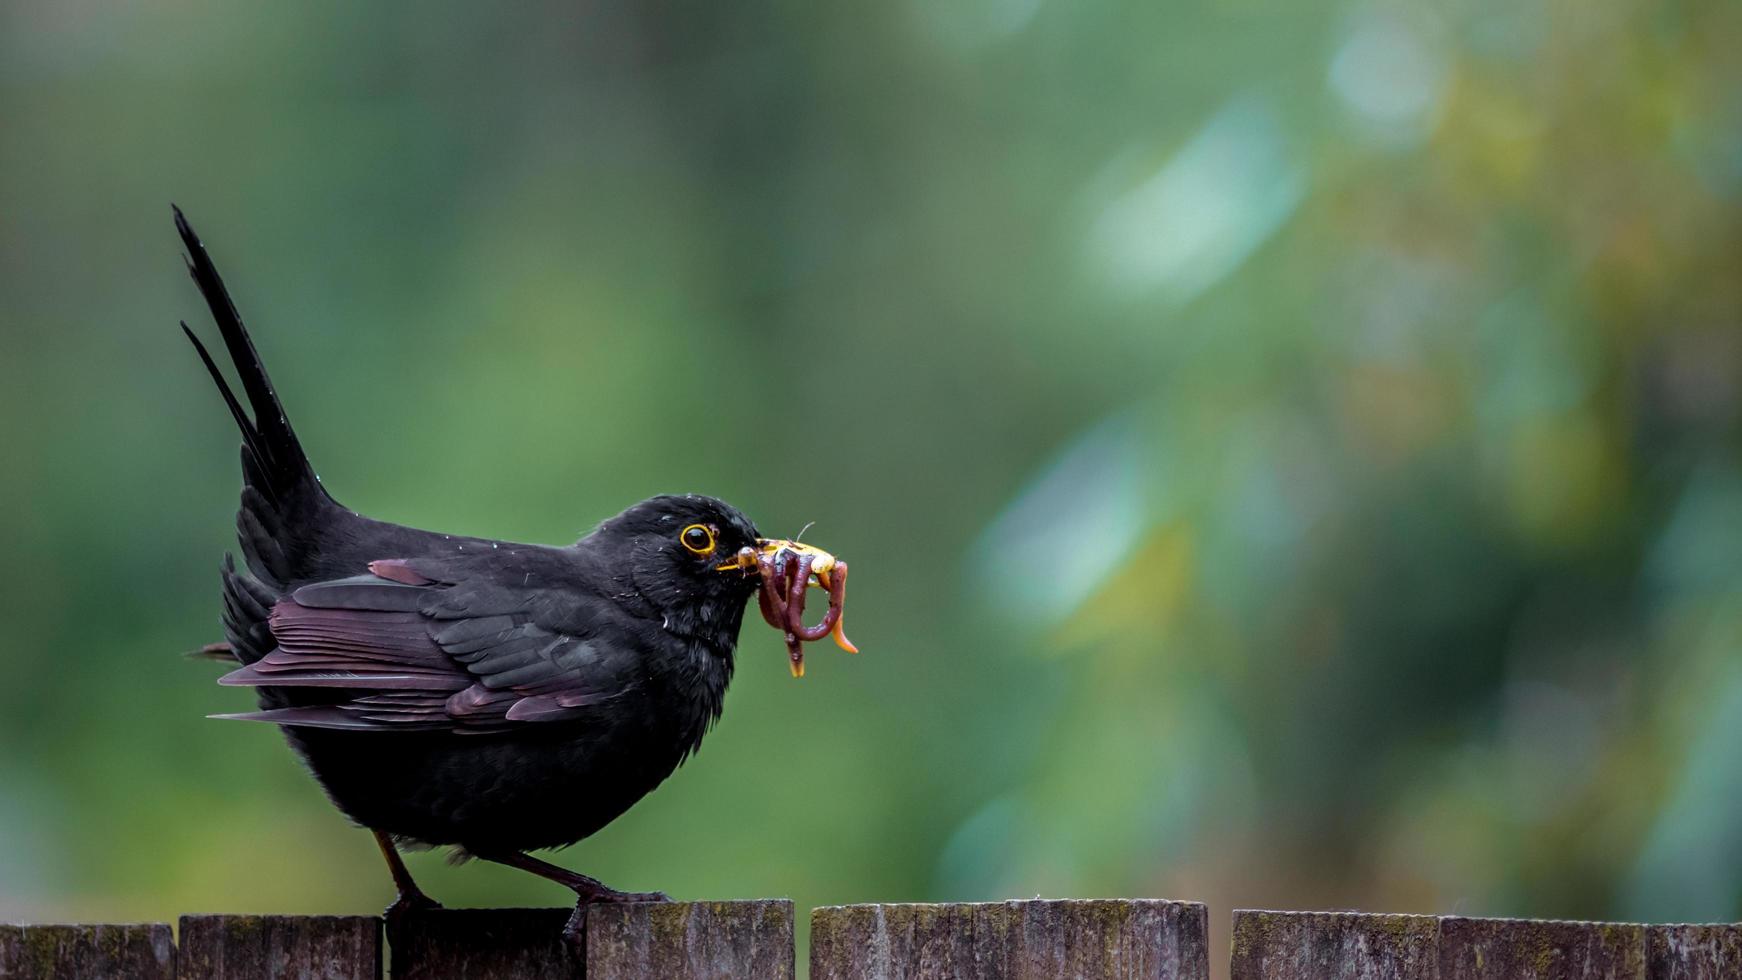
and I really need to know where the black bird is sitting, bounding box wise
[173,208,856,942]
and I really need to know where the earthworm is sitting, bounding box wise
[755,546,856,676]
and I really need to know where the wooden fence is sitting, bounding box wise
[4,901,1739,979]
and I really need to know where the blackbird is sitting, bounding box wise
[173,207,856,944]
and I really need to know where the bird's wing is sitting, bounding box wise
[213,559,644,733]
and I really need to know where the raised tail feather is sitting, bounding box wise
[175,205,328,519]
[177,207,338,602]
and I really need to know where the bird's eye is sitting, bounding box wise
[680,524,716,556]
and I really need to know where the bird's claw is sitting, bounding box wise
[385,889,443,920]
[562,906,588,962]
[384,890,443,976]
[561,889,671,960]
[381,891,442,939]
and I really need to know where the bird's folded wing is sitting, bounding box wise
[215,560,640,733]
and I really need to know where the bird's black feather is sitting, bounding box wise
[179,209,765,854]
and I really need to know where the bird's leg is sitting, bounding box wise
[374,832,441,976]
[480,851,669,956]
[374,831,441,929]
[482,850,670,903]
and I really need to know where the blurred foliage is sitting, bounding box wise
[2,0,1740,974]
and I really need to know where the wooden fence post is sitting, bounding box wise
[1234,911,1742,980]
[1645,924,1742,980]
[1230,911,1439,980]
[391,908,575,980]
[586,900,793,979]
[0,923,175,980]
[810,899,1209,980]
[176,915,379,980]
[1438,916,1646,980]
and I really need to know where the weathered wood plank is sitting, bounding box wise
[1229,910,1439,980]
[1438,916,1647,980]
[1646,924,1742,980]
[0,923,175,980]
[176,915,378,980]
[811,904,975,978]
[810,900,1208,980]
[586,900,793,979]
[392,908,576,980]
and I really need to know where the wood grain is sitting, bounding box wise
[1229,911,1735,980]
[1230,910,1439,980]
[1438,916,1646,980]
[586,900,793,979]
[810,900,1209,980]
[1643,924,1742,980]
[391,908,576,980]
[176,915,378,980]
[1,923,174,980]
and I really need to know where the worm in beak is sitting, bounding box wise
[721,539,858,677]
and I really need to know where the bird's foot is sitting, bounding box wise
[383,888,442,944]
[373,831,440,932]
[560,887,671,960]
[385,887,443,919]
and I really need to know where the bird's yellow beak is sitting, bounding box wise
[716,539,838,580]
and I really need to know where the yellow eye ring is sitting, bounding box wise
[680,524,717,556]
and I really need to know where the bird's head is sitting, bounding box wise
[591,494,857,674]
[595,494,762,608]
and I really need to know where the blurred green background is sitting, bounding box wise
[3,0,1741,974]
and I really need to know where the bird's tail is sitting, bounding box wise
[175,206,330,522]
